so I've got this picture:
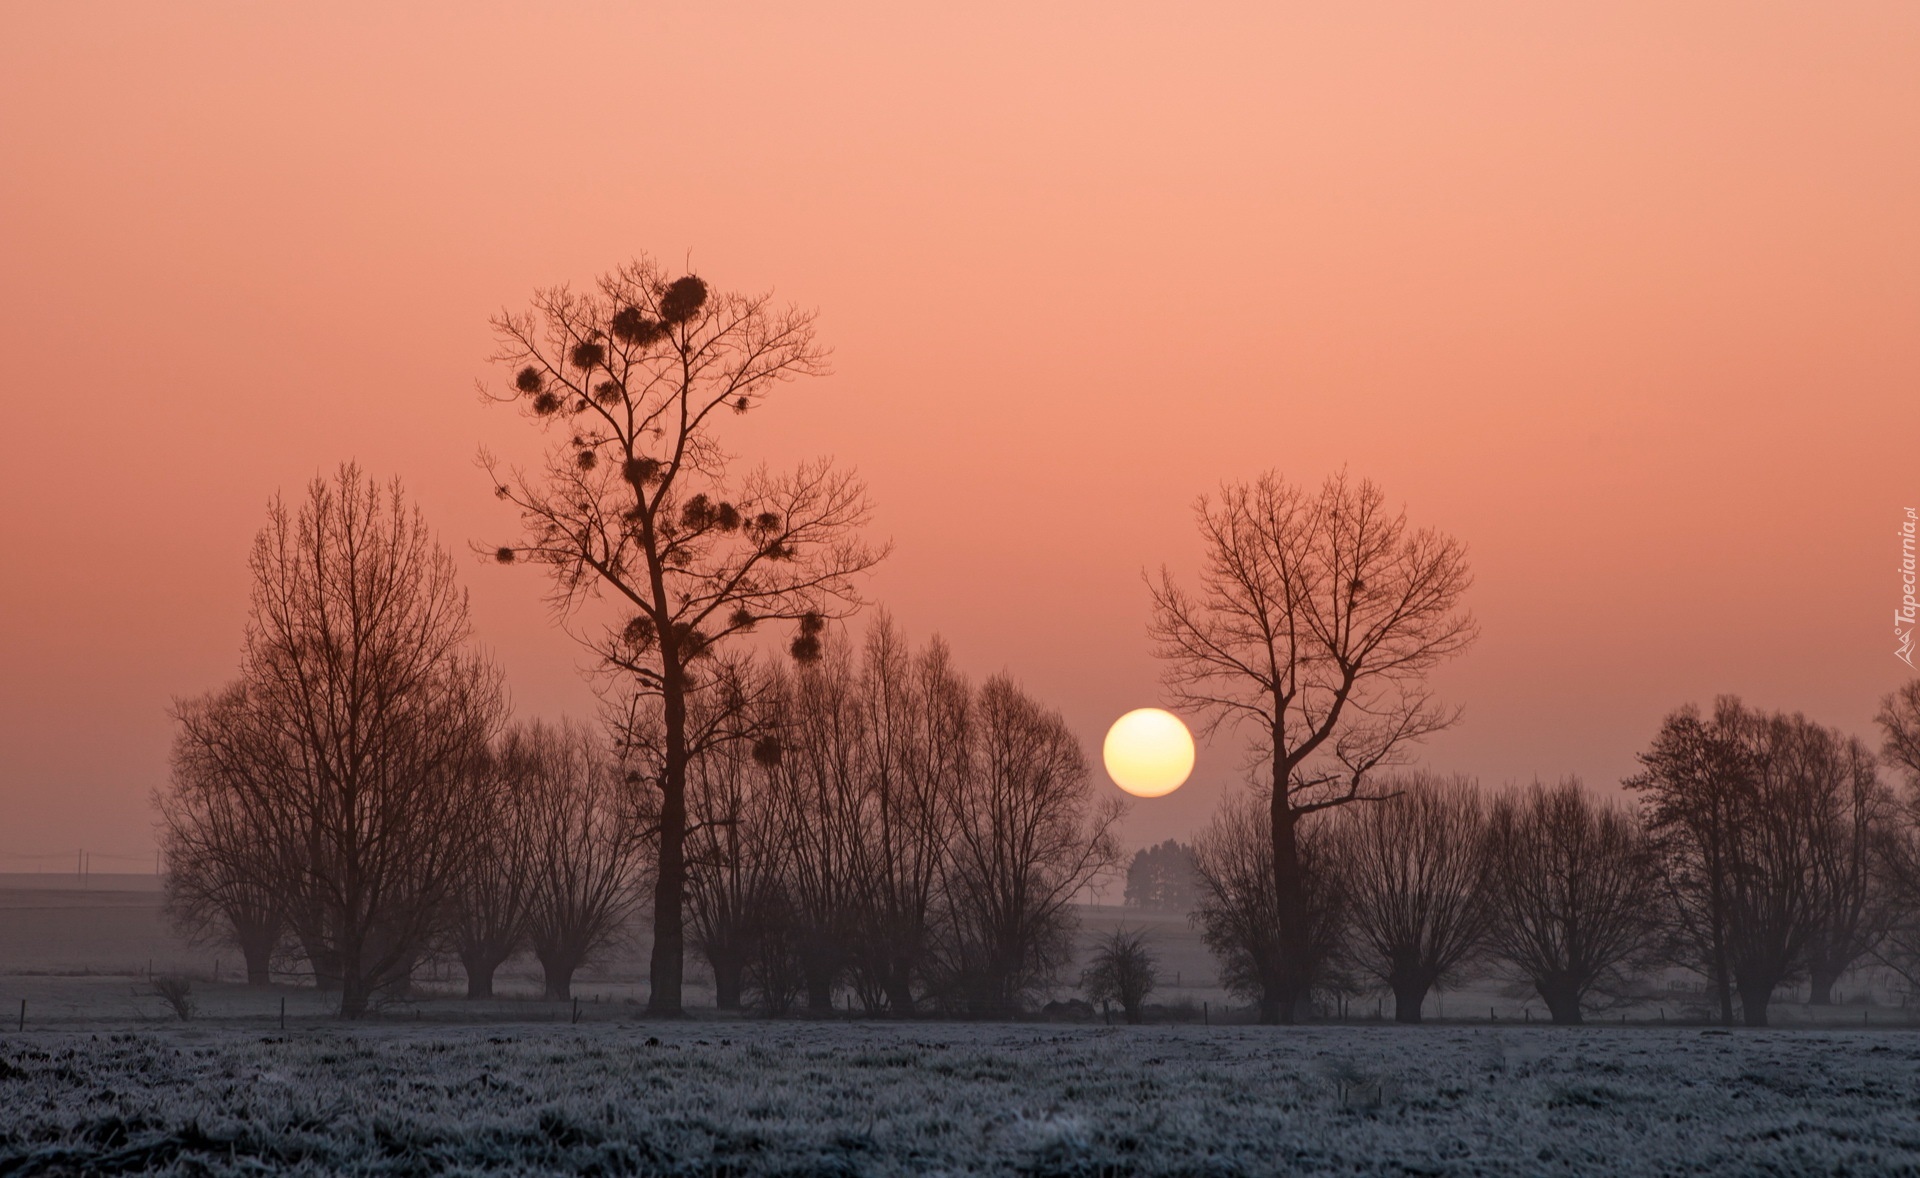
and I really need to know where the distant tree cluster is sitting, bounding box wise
[1122,840,1201,911]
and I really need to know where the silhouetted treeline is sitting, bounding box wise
[1190,688,1920,1027]
[640,616,1124,1017]
[160,473,1119,1018]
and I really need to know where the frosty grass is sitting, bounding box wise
[4,1022,1919,1175]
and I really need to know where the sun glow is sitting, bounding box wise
[1102,708,1195,798]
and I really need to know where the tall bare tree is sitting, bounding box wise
[1329,772,1494,1023]
[237,465,503,1016]
[485,257,884,1015]
[1485,779,1659,1025]
[1150,471,1476,1022]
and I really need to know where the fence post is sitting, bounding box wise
[1203,1001,1208,1026]
[280,996,286,1031]
[17,999,23,1032]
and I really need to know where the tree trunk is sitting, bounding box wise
[462,951,506,999]
[541,955,578,1001]
[238,925,275,987]
[712,956,745,1011]
[1539,980,1583,1025]
[1807,966,1841,1006]
[339,974,372,1019]
[1391,977,1428,1024]
[1269,791,1310,1025]
[648,657,688,1017]
[1738,976,1775,1027]
[299,938,343,992]
[1258,991,1283,1024]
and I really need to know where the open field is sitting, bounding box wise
[6,1022,1920,1175]
[11,876,1920,1174]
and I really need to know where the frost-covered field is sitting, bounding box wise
[4,1023,1920,1176]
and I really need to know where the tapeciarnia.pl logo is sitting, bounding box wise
[1899,507,1917,668]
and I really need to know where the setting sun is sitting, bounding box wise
[1102,708,1195,798]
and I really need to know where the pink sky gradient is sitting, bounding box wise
[2,2,1916,869]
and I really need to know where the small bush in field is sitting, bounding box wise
[1081,928,1157,1024]
[150,976,196,1022]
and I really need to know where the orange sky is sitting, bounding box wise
[2,2,1915,870]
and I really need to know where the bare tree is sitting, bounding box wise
[843,619,968,1014]
[1876,681,1920,990]
[159,684,285,986]
[1799,726,1890,1005]
[1191,789,1348,1021]
[485,257,884,1015]
[1630,698,1885,1024]
[1150,471,1476,1022]
[446,744,534,999]
[235,466,503,1017]
[1081,928,1158,1024]
[1881,680,1920,788]
[512,721,645,1001]
[1625,702,1747,1024]
[680,691,782,1011]
[1485,779,1659,1025]
[934,675,1124,1015]
[758,647,862,1012]
[1328,772,1494,1023]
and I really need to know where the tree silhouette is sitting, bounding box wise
[191,466,505,1017]
[484,257,884,1015]
[1329,772,1494,1023]
[1150,471,1476,1022]
[1081,928,1158,1024]
[1485,779,1659,1025]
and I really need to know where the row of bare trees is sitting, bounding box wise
[1187,687,1920,1027]
[162,462,1118,1017]
[1143,464,1920,1028]
[159,469,654,1015]
[1192,773,1661,1025]
[643,618,1122,1016]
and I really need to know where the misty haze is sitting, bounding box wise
[3,4,1918,1175]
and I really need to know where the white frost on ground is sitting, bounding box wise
[4,1022,1920,1175]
